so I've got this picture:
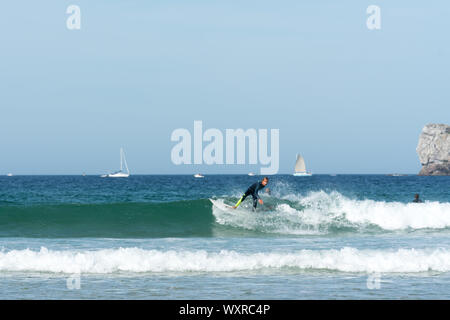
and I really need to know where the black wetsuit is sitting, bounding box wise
[239,182,266,210]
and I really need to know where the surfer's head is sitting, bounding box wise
[261,177,269,186]
[415,193,420,200]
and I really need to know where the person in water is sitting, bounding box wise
[413,193,423,203]
[233,177,269,211]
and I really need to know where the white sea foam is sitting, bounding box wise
[295,191,450,230]
[1,247,450,274]
[212,191,450,234]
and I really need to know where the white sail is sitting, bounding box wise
[120,148,130,174]
[294,154,306,173]
[293,154,312,176]
[106,148,130,178]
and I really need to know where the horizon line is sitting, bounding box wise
[1,173,421,176]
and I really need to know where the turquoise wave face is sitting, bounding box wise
[0,200,214,238]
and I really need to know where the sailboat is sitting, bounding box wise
[106,148,130,178]
[293,154,312,176]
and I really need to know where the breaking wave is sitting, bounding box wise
[1,246,450,274]
[212,191,450,235]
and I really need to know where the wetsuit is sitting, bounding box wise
[413,198,422,203]
[234,182,266,210]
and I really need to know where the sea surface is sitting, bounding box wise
[0,174,449,299]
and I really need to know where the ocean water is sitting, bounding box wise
[0,174,449,299]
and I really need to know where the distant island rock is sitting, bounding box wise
[416,123,450,176]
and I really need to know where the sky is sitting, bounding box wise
[0,1,449,174]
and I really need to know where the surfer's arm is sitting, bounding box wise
[255,186,264,204]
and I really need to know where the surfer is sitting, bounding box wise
[233,177,269,211]
[413,193,423,203]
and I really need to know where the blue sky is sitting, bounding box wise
[0,1,449,174]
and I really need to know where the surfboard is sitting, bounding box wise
[210,199,234,210]
[210,198,272,213]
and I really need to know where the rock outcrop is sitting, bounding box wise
[416,123,450,175]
